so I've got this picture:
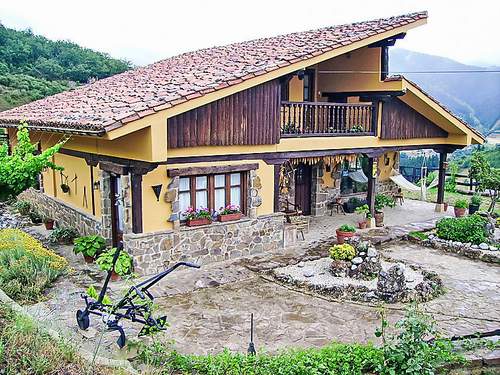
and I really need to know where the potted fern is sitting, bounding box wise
[218,204,242,222]
[336,224,356,244]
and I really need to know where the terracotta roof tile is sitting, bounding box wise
[0,11,427,133]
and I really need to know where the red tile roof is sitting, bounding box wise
[0,11,427,134]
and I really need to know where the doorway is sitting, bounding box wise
[110,174,124,247]
[295,163,312,215]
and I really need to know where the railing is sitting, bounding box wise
[280,101,376,137]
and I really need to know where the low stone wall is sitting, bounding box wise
[18,188,101,237]
[124,213,285,275]
[377,179,399,195]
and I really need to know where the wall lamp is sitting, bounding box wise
[151,184,163,201]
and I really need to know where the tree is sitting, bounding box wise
[0,122,64,200]
[470,151,500,213]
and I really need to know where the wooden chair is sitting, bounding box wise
[289,215,310,240]
[327,197,345,216]
[281,197,303,223]
[393,188,404,205]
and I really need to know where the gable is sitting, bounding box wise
[380,98,448,140]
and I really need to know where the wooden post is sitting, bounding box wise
[436,152,447,211]
[130,173,143,234]
[367,157,376,217]
[273,164,281,212]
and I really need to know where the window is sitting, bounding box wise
[178,172,247,219]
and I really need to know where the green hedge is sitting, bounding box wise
[436,214,488,245]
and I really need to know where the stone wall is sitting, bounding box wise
[19,188,101,236]
[124,213,285,275]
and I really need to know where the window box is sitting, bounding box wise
[218,212,243,222]
[186,218,212,227]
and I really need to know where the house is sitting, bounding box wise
[0,11,484,275]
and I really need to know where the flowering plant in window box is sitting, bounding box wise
[218,205,242,222]
[184,207,212,227]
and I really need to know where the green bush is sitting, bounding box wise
[96,247,133,276]
[470,194,482,206]
[374,194,395,212]
[329,243,356,261]
[436,214,488,244]
[73,235,106,258]
[14,200,31,215]
[453,199,468,209]
[48,227,78,245]
[0,247,66,303]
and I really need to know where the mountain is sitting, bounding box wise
[0,24,132,111]
[390,48,500,135]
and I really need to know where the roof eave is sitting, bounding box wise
[0,122,106,137]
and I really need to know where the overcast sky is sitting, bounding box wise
[1,0,499,67]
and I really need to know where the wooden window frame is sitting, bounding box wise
[178,172,248,218]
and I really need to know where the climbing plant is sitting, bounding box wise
[0,122,64,200]
[470,151,500,213]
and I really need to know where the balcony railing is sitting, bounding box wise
[280,101,376,137]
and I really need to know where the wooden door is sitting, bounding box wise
[295,164,312,215]
[110,175,124,247]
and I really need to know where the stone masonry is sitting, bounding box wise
[19,188,101,237]
[311,165,328,216]
[124,213,285,275]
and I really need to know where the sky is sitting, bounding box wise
[1,0,499,67]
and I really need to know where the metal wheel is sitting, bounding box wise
[76,309,90,330]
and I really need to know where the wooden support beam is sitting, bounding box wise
[167,163,259,177]
[437,152,447,205]
[274,164,281,212]
[130,173,143,234]
[367,157,376,217]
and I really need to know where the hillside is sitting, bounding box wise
[390,48,500,135]
[0,24,132,111]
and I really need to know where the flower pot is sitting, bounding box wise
[468,204,480,215]
[444,203,449,212]
[218,213,242,222]
[374,212,384,227]
[366,218,376,229]
[336,230,355,244]
[44,220,55,230]
[358,221,367,229]
[186,218,212,227]
[83,255,95,263]
[110,271,120,282]
[454,207,466,217]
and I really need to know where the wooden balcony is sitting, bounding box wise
[280,101,377,137]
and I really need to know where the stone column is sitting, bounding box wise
[100,171,113,244]
[311,164,328,216]
[121,174,133,234]
[248,170,262,219]
[166,176,180,230]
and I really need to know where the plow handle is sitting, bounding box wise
[137,261,201,292]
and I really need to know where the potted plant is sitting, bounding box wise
[73,235,106,263]
[43,216,55,230]
[28,209,43,224]
[344,197,364,213]
[374,194,395,227]
[184,207,212,227]
[469,194,482,215]
[96,247,133,281]
[453,198,468,217]
[443,200,449,212]
[336,224,356,244]
[14,200,31,215]
[48,227,79,245]
[354,204,370,229]
[218,204,242,222]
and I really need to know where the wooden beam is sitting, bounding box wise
[436,152,447,204]
[367,157,376,217]
[131,173,143,233]
[167,163,259,177]
[273,164,281,212]
[368,33,406,47]
[381,46,389,81]
[99,161,129,175]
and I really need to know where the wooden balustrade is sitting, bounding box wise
[280,101,376,137]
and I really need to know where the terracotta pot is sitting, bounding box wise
[44,220,55,230]
[110,271,120,282]
[374,212,384,227]
[468,204,480,215]
[443,203,449,212]
[336,229,355,244]
[83,255,94,264]
[358,221,367,229]
[454,207,466,217]
[187,218,212,227]
[218,212,242,222]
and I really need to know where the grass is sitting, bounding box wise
[405,187,499,212]
[408,231,429,241]
[0,303,115,374]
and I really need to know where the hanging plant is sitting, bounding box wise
[60,183,70,193]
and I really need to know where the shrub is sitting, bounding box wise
[436,214,488,244]
[470,194,482,206]
[453,198,468,209]
[355,204,370,218]
[374,194,395,212]
[73,235,106,258]
[14,200,31,215]
[337,224,356,233]
[329,243,356,261]
[28,209,43,224]
[96,247,133,276]
[0,229,67,269]
[48,227,78,245]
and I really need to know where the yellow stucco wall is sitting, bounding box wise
[288,76,304,102]
[378,151,398,181]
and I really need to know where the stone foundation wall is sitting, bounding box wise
[19,188,101,236]
[377,180,399,195]
[124,213,285,275]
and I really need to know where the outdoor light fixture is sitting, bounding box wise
[151,184,162,201]
[297,70,305,80]
[93,181,100,190]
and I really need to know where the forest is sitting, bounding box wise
[0,24,131,111]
